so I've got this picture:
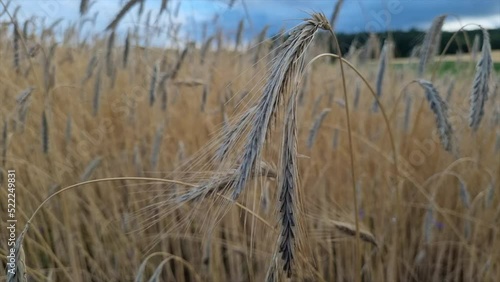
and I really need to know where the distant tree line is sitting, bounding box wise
[315,28,500,58]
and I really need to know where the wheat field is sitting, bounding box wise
[0,2,499,282]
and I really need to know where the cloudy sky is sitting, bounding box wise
[13,0,500,44]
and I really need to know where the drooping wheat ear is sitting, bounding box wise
[469,29,492,131]
[234,19,244,52]
[416,79,454,152]
[200,35,214,65]
[106,30,115,77]
[307,108,331,149]
[373,41,388,112]
[41,110,49,154]
[123,30,130,68]
[170,45,189,80]
[150,123,164,169]
[231,13,331,200]
[92,67,102,116]
[149,62,159,106]
[80,157,102,181]
[278,94,299,277]
[106,0,142,30]
[418,15,446,77]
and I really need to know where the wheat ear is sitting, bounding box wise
[469,29,492,131]
[416,79,454,152]
[231,13,331,200]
